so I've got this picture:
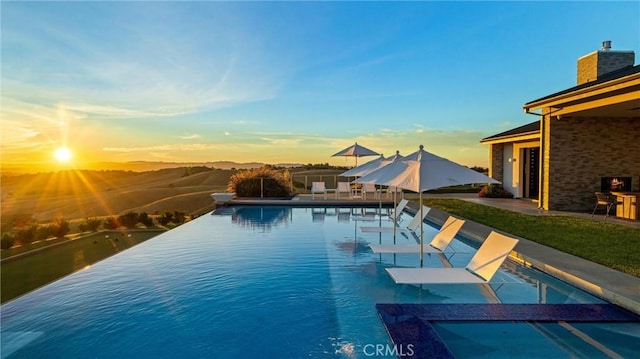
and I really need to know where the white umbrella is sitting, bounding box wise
[332,142,379,167]
[342,151,406,240]
[355,145,500,266]
[339,154,386,177]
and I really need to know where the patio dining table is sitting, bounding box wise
[611,191,640,220]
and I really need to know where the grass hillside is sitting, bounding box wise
[1,168,235,223]
[1,166,351,224]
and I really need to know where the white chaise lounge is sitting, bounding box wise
[360,205,430,234]
[386,231,519,284]
[389,199,409,223]
[369,216,465,254]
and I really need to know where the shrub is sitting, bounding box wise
[14,224,39,245]
[172,211,186,225]
[104,216,120,230]
[1,233,15,250]
[157,212,174,226]
[83,217,102,232]
[118,212,139,229]
[51,217,71,238]
[138,212,154,227]
[227,166,293,198]
[478,184,514,198]
[36,224,54,241]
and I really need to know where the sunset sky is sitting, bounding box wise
[2,1,639,171]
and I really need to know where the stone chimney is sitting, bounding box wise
[577,41,635,85]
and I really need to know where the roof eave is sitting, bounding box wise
[524,70,640,113]
[481,132,540,145]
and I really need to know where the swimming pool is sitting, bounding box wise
[1,206,638,358]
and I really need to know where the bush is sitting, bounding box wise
[118,212,140,229]
[172,211,186,225]
[138,212,154,227]
[478,184,514,198]
[14,224,38,245]
[227,166,293,198]
[104,216,120,230]
[1,233,15,249]
[157,212,174,226]
[51,217,71,238]
[83,217,102,232]
[36,224,54,241]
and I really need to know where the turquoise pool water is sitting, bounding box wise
[1,206,638,358]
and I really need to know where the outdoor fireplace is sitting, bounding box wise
[600,177,632,192]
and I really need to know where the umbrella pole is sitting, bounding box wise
[420,191,424,268]
[392,189,397,244]
[378,185,382,225]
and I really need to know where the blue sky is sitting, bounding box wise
[2,1,639,169]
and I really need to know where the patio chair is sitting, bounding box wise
[335,182,352,199]
[360,205,430,234]
[386,231,519,284]
[311,182,327,200]
[362,183,378,200]
[591,192,617,220]
[369,216,465,254]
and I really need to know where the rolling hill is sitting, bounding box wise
[1,167,235,223]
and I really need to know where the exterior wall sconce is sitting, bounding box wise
[508,158,517,163]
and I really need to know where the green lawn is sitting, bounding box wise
[422,198,640,277]
[1,230,162,303]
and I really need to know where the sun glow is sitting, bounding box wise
[54,147,73,163]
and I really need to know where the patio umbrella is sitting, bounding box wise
[340,151,406,239]
[355,145,500,266]
[332,142,379,167]
[339,154,386,178]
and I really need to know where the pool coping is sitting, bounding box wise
[220,198,640,316]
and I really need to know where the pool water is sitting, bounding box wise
[1,206,638,358]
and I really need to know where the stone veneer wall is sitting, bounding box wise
[577,51,635,85]
[545,117,640,211]
[489,143,504,182]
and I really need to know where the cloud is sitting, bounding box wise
[177,134,201,140]
[260,137,304,146]
[103,143,232,153]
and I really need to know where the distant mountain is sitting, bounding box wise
[1,161,304,174]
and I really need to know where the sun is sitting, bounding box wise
[54,147,73,163]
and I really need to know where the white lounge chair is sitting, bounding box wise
[389,199,409,223]
[360,205,430,234]
[311,182,327,200]
[369,216,465,254]
[335,182,352,199]
[362,183,378,200]
[385,231,519,284]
